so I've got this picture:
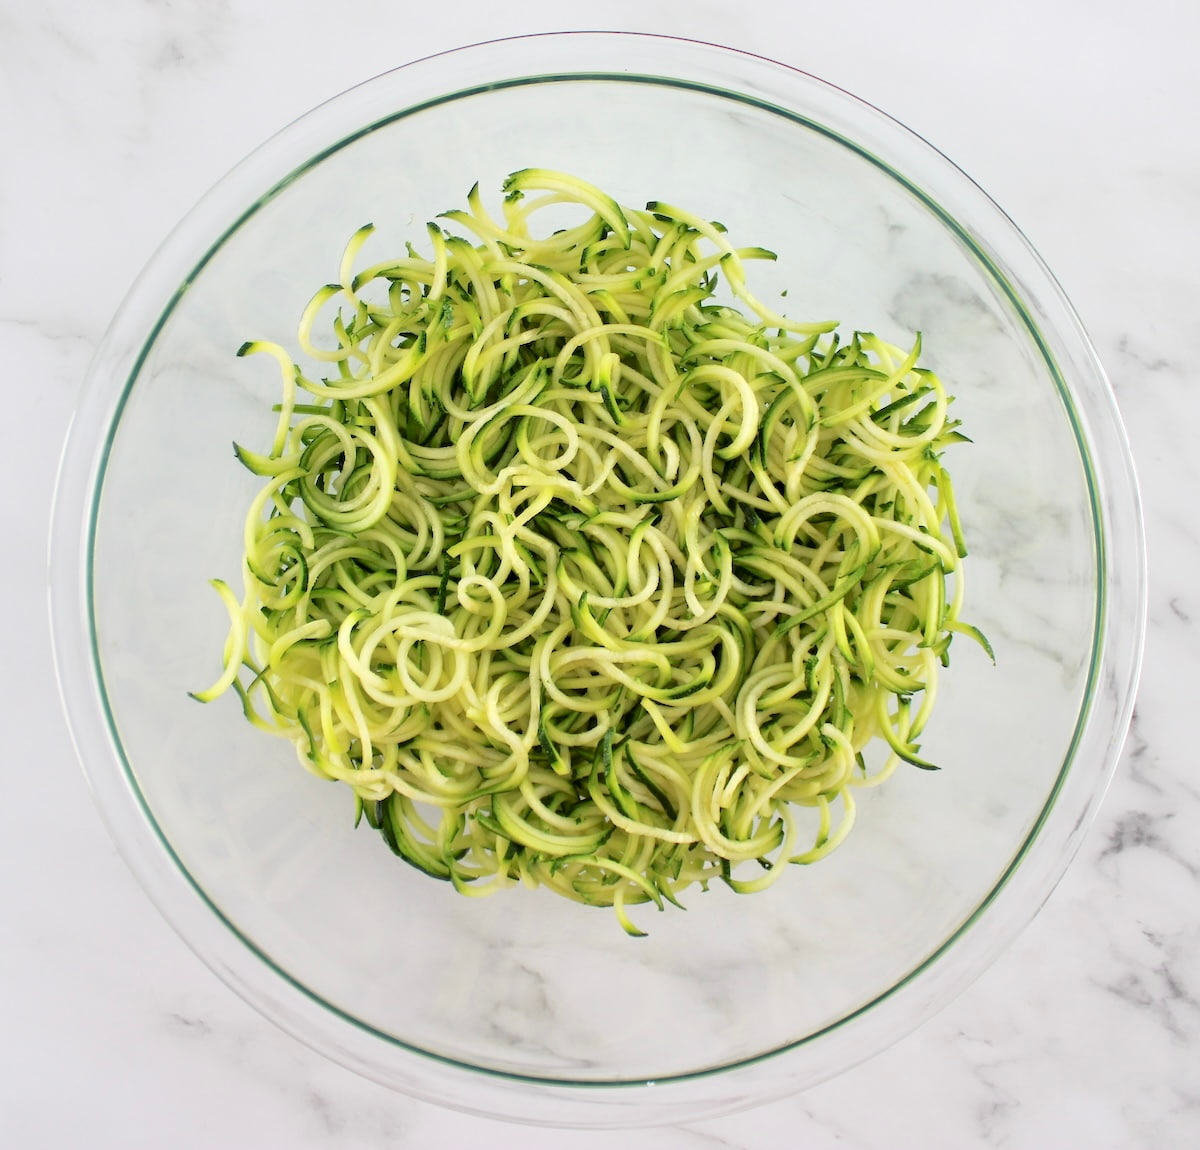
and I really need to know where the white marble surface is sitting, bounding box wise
[2,1,1196,1145]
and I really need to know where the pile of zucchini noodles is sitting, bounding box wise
[196,170,983,935]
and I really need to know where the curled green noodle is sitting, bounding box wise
[194,170,982,936]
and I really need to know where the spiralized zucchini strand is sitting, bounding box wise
[195,172,983,935]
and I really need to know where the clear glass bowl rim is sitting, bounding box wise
[48,30,1146,1123]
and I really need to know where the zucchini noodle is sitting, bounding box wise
[195,170,986,936]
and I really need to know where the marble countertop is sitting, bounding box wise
[4,1,1197,1146]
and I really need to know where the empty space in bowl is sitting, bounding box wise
[89,74,1099,1083]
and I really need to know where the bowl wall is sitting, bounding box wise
[53,33,1143,1126]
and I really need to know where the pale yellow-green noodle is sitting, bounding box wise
[195,170,983,936]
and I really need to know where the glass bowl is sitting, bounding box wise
[49,32,1145,1128]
